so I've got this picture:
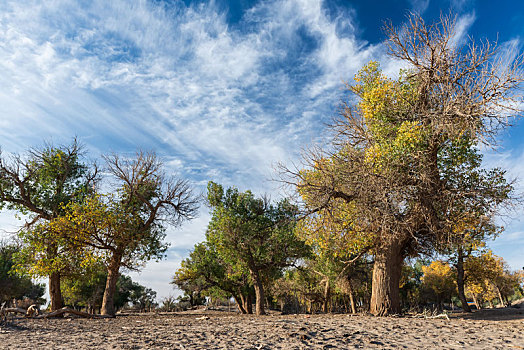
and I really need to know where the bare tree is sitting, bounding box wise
[97,151,197,316]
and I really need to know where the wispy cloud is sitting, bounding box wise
[409,0,430,15]
[1,0,521,298]
[450,11,476,47]
[0,0,383,299]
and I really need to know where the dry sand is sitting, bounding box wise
[1,307,523,349]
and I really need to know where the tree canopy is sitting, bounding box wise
[174,182,310,315]
[281,13,522,315]
[0,139,96,310]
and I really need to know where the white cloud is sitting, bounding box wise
[1,0,521,299]
[0,0,380,189]
[409,0,430,15]
[450,12,476,48]
[1,0,367,299]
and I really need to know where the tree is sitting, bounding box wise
[421,260,456,310]
[464,250,508,308]
[445,212,501,312]
[399,259,428,311]
[0,240,45,305]
[0,139,96,311]
[159,295,177,312]
[206,182,310,315]
[129,284,157,312]
[45,151,198,316]
[61,262,107,313]
[172,249,211,308]
[282,13,522,315]
[295,199,372,313]
[173,241,252,313]
[494,266,524,305]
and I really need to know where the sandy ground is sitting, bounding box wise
[1,307,523,349]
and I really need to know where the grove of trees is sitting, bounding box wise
[174,13,523,316]
[2,13,524,318]
[1,144,197,316]
[0,240,45,306]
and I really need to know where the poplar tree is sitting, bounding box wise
[283,14,522,315]
[0,139,96,311]
[206,182,310,315]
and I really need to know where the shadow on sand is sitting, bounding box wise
[453,306,524,321]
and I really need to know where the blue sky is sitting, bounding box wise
[0,0,523,300]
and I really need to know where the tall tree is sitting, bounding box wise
[61,262,107,313]
[0,139,96,310]
[206,182,310,315]
[282,13,522,315]
[463,249,512,308]
[445,210,501,312]
[45,151,198,316]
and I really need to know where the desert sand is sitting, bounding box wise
[1,307,523,349]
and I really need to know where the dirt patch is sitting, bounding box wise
[1,308,523,349]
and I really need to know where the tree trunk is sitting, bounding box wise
[251,270,266,315]
[456,248,472,312]
[49,272,63,311]
[245,292,253,314]
[347,281,357,314]
[322,279,330,313]
[48,241,63,312]
[101,253,122,316]
[370,238,404,316]
[495,285,505,307]
[235,294,247,314]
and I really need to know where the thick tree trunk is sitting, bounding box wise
[456,248,472,312]
[49,272,63,311]
[251,270,266,315]
[322,279,330,313]
[47,242,63,312]
[101,253,122,316]
[370,238,404,316]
